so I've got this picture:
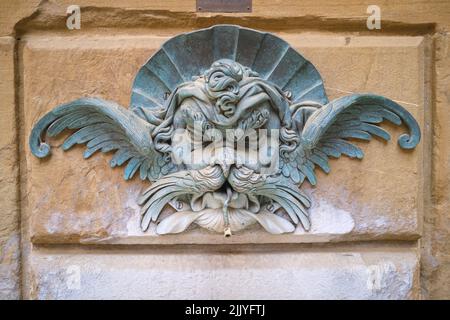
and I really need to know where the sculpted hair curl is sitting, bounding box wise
[203,59,258,117]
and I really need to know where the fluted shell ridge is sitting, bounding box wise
[130,25,328,112]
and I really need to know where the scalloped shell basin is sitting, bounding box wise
[130,25,329,113]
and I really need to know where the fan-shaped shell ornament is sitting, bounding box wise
[29,25,421,237]
[130,25,328,114]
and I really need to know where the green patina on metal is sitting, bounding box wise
[29,25,421,236]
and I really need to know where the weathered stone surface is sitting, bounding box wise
[0,37,20,299]
[0,0,40,36]
[22,35,426,244]
[29,245,420,299]
[4,1,449,36]
[1,0,447,300]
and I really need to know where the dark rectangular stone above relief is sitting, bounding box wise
[196,0,252,13]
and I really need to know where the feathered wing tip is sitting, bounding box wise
[255,179,312,231]
[28,97,173,182]
[302,94,421,151]
[138,175,186,231]
[283,93,421,186]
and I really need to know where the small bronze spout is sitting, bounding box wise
[224,227,232,237]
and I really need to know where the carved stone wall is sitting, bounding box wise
[0,0,449,299]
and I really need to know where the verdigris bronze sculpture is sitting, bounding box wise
[29,25,421,236]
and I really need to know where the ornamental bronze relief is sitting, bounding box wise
[29,25,421,236]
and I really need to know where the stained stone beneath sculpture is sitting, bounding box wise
[24,34,425,244]
[29,246,419,299]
